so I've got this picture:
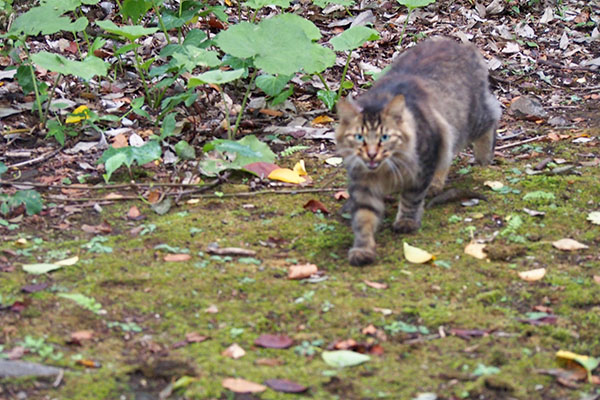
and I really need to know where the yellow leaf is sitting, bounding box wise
[293,160,307,176]
[518,267,546,282]
[464,242,487,259]
[54,256,79,266]
[268,168,306,184]
[312,115,334,125]
[66,105,90,124]
[403,242,433,264]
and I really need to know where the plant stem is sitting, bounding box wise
[336,51,353,102]
[315,72,330,91]
[42,73,62,125]
[153,5,172,44]
[218,87,233,139]
[132,45,152,107]
[398,8,413,48]
[232,69,258,138]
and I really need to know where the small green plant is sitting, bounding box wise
[81,236,113,253]
[107,321,142,332]
[523,190,556,204]
[97,140,162,182]
[293,339,324,356]
[57,293,103,314]
[384,320,429,335]
[0,162,44,216]
[19,335,63,361]
[396,0,436,47]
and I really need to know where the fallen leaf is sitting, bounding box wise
[54,256,79,266]
[325,157,344,166]
[288,263,318,279]
[362,324,377,335]
[127,205,142,220]
[556,350,600,382]
[76,359,102,368]
[255,358,285,366]
[70,330,94,344]
[222,343,246,359]
[303,199,329,214]
[185,332,209,343]
[322,350,370,368]
[147,190,161,204]
[372,307,393,315]
[334,190,349,200]
[333,339,357,350]
[312,115,334,125]
[112,133,128,148]
[65,105,90,124]
[206,245,256,256]
[254,334,293,349]
[221,378,266,393]
[293,160,307,176]
[403,242,433,264]
[518,268,546,282]
[593,276,600,284]
[464,242,487,259]
[22,263,62,274]
[205,304,219,313]
[587,211,600,225]
[552,238,589,251]
[264,378,308,393]
[268,168,306,184]
[163,254,191,262]
[484,180,504,190]
[363,280,388,289]
[21,283,49,293]
[243,161,280,178]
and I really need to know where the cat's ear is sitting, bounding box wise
[337,97,362,123]
[382,95,405,120]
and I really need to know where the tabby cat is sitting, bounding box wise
[335,37,501,266]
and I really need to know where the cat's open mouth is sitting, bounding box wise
[367,160,380,169]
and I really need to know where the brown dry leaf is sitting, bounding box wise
[334,339,357,350]
[147,190,161,204]
[464,242,487,259]
[222,343,246,359]
[255,358,285,366]
[205,304,219,313]
[303,199,329,214]
[373,307,393,315]
[363,280,388,290]
[104,192,124,200]
[593,276,600,284]
[259,108,284,117]
[221,378,266,393]
[552,238,588,251]
[334,190,349,200]
[70,330,94,342]
[112,133,128,148]
[518,268,546,282]
[163,254,191,262]
[207,246,256,256]
[288,263,318,280]
[127,205,142,220]
[312,115,334,125]
[362,324,377,335]
[185,332,209,343]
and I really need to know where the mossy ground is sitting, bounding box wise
[1,135,600,400]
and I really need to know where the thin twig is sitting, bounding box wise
[0,180,218,190]
[496,136,544,150]
[537,59,597,72]
[6,148,62,169]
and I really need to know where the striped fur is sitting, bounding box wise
[335,37,501,266]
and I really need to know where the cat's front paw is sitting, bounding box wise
[392,218,420,233]
[348,247,376,266]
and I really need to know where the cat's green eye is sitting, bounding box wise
[355,134,364,142]
[381,134,390,142]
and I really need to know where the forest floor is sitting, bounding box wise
[1,0,600,399]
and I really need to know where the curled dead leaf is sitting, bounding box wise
[221,378,266,393]
[268,168,306,184]
[163,254,191,262]
[552,238,589,251]
[288,263,318,280]
[254,334,293,349]
[222,343,246,359]
[185,332,209,343]
[403,242,433,264]
[334,190,349,200]
[464,242,487,259]
[303,199,329,214]
[518,268,546,282]
[363,280,388,290]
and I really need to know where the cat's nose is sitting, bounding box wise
[367,149,377,160]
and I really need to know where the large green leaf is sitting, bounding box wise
[397,0,436,10]
[0,162,6,176]
[98,141,162,182]
[0,190,44,215]
[322,350,371,368]
[214,14,335,75]
[199,135,276,176]
[171,46,221,72]
[188,69,245,87]
[329,26,380,52]
[7,9,87,37]
[244,0,290,9]
[96,19,158,41]
[121,0,152,23]
[30,52,108,81]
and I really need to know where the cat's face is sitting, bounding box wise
[335,95,414,172]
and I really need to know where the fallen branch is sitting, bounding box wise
[496,135,544,150]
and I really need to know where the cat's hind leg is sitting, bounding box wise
[472,124,496,166]
[392,189,426,233]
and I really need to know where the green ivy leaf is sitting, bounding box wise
[322,350,370,368]
[255,74,292,97]
[96,19,158,41]
[188,69,245,87]
[30,52,108,81]
[329,25,380,52]
[175,140,196,160]
[199,135,276,176]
